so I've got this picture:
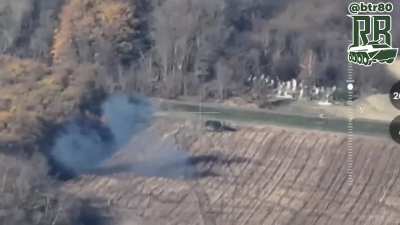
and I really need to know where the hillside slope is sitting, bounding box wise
[64,119,400,225]
[0,1,145,224]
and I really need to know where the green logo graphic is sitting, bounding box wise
[348,2,398,66]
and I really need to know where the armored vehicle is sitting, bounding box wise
[348,40,398,66]
[205,120,237,132]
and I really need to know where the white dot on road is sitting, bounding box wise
[347,83,354,91]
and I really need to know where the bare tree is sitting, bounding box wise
[0,153,83,225]
[0,0,33,53]
[152,0,226,98]
[299,50,316,87]
[215,58,233,100]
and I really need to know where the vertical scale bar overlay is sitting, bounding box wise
[347,55,354,186]
[347,0,398,185]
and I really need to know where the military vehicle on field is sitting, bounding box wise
[205,120,237,132]
[348,40,398,66]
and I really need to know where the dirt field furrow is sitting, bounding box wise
[284,135,343,225]
[63,119,400,225]
[271,135,329,225]
[307,140,362,225]
[327,141,378,223]
[256,133,309,225]
[296,139,345,224]
[345,144,393,224]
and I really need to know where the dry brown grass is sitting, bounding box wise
[0,55,103,148]
[0,111,12,120]
[0,56,48,83]
[64,119,400,225]
[0,153,85,225]
[52,0,135,64]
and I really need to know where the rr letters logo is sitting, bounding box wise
[348,2,398,66]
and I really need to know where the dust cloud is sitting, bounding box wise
[50,95,153,177]
[50,95,198,179]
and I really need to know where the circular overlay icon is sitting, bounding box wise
[389,116,400,144]
[390,81,400,110]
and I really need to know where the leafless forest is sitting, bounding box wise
[0,0,398,97]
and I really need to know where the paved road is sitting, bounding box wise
[157,100,390,137]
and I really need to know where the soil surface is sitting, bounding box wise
[63,118,400,225]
